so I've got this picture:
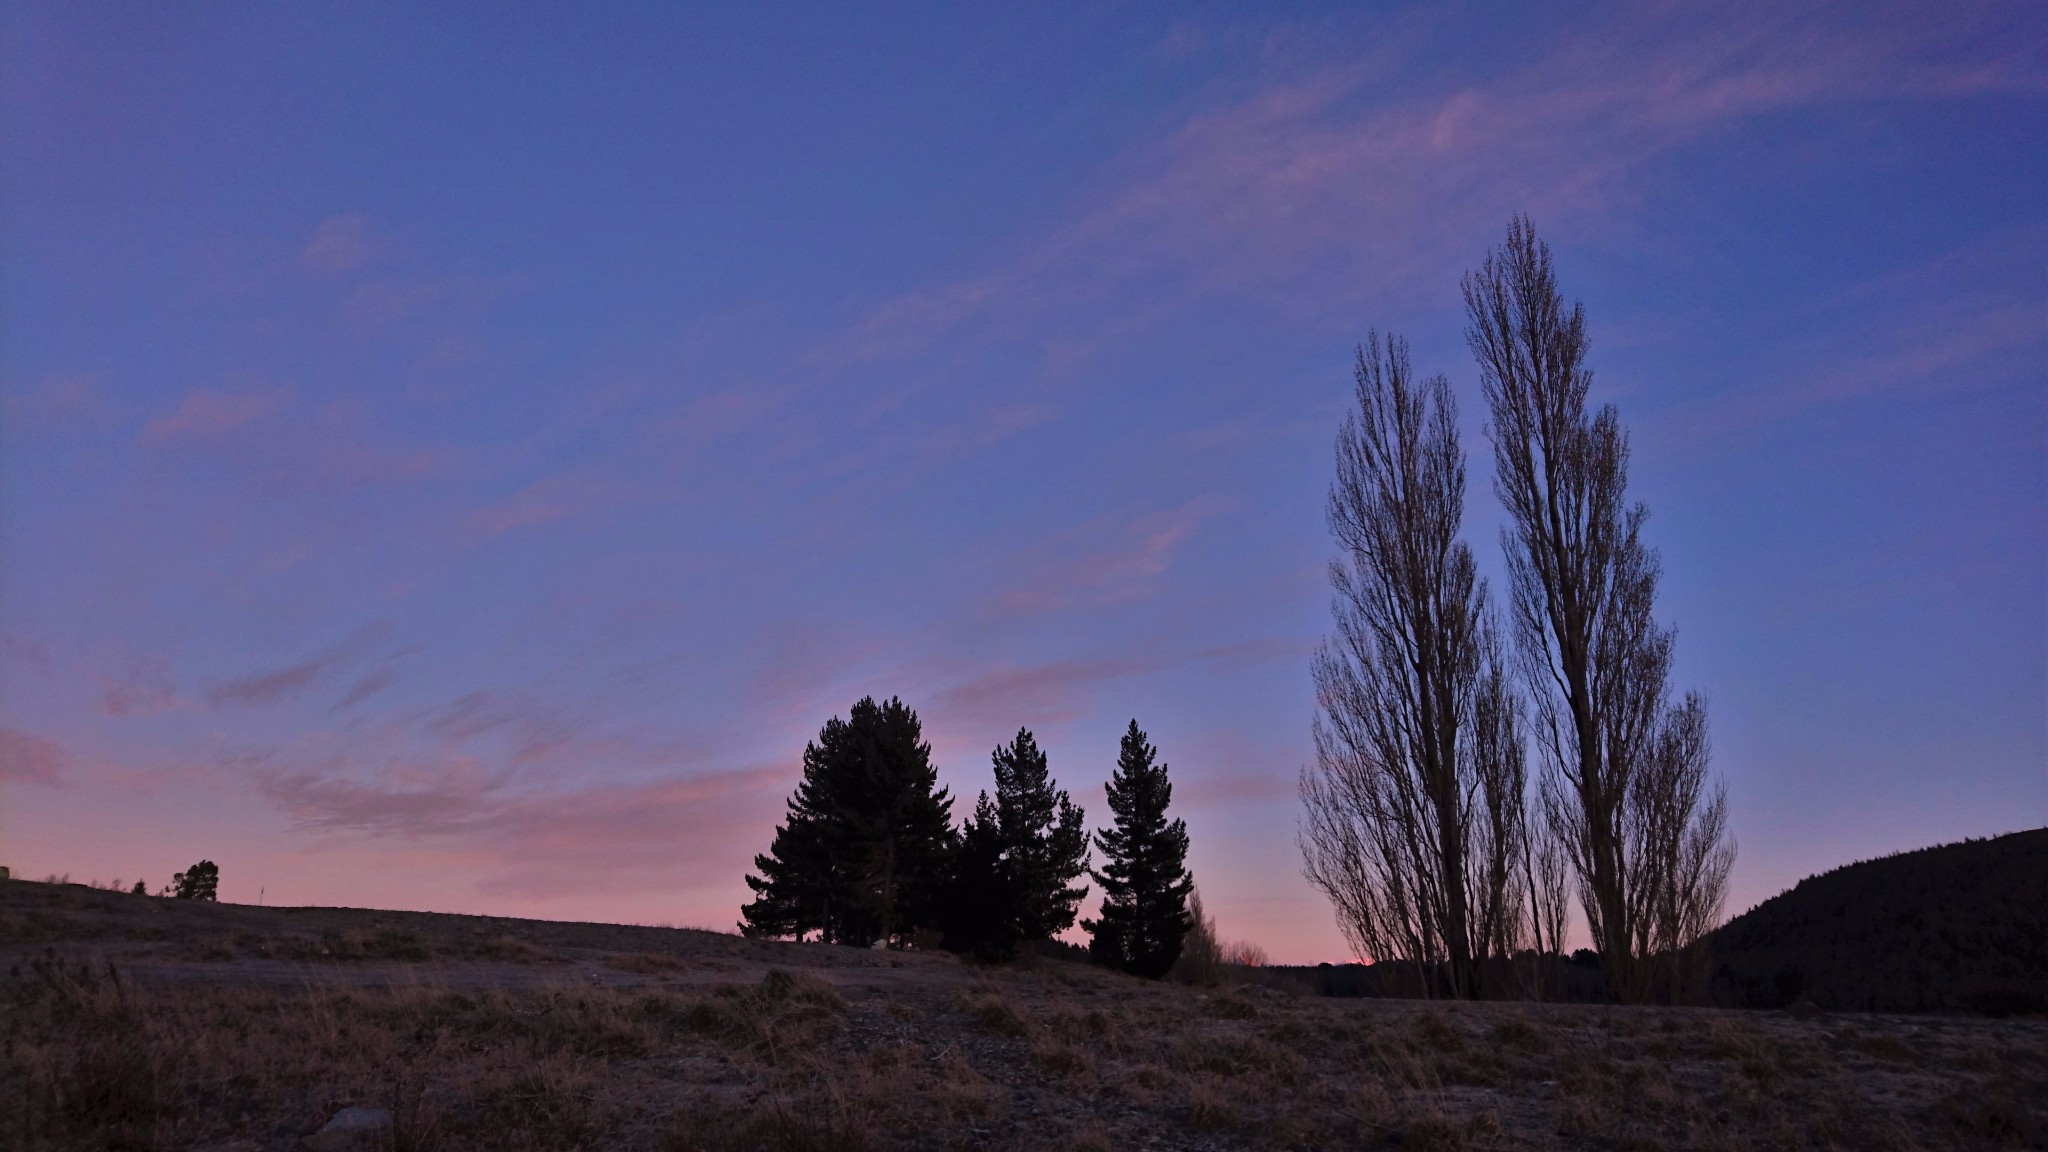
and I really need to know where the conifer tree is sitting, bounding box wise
[942,728,1090,959]
[168,860,219,901]
[989,728,1090,940]
[943,792,1022,960]
[1083,720,1194,978]
[740,696,955,945]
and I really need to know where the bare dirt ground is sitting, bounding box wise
[4,880,2044,1151]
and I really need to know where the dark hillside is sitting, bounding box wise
[1711,827,2048,1014]
[6,879,2047,1147]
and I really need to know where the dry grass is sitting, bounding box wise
[3,880,2046,1150]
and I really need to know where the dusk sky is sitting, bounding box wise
[3,2,2042,962]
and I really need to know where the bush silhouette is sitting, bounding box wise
[168,860,218,901]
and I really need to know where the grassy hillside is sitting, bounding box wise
[1711,828,2048,1014]
[6,879,2047,1150]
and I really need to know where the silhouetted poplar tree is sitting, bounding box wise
[1464,216,1733,1002]
[1083,721,1193,978]
[1297,332,1527,999]
[740,696,956,946]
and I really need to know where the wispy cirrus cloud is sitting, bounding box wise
[208,657,344,708]
[142,388,283,445]
[100,654,179,716]
[839,4,2046,363]
[3,373,116,433]
[301,211,379,273]
[141,388,450,493]
[981,499,1228,621]
[255,756,791,898]
[206,622,396,708]
[929,637,1302,731]
[335,667,399,710]
[0,634,52,670]
[934,657,1158,728]
[458,472,637,543]
[1654,224,2048,447]
[414,689,584,765]
[0,728,69,786]
[333,645,422,711]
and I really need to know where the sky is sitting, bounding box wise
[1,1,2042,963]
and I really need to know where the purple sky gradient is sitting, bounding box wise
[3,2,2042,960]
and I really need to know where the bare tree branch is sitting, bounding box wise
[1299,332,1525,999]
[1464,215,1735,1003]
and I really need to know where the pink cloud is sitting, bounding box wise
[982,499,1226,620]
[254,758,793,900]
[335,665,402,710]
[208,654,347,707]
[1171,727,1301,809]
[143,389,449,492]
[301,212,377,273]
[206,622,396,708]
[302,431,446,485]
[3,373,115,431]
[413,689,583,765]
[910,405,1059,467]
[142,388,283,445]
[458,473,633,543]
[1653,226,2048,446]
[0,728,68,786]
[339,272,523,328]
[925,637,1298,733]
[733,622,893,730]
[1682,304,2046,444]
[833,5,2045,361]
[100,655,179,716]
[0,634,53,670]
[934,657,1158,727]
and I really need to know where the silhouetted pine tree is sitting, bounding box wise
[990,728,1090,939]
[738,794,833,940]
[169,860,219,901]
[1083,721,1193,978]
[740,696,955,945]
[943,793,1022,960]
[943,729,1090,959]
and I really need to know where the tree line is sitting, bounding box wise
[1300,217,1735,1004]
[741,218,1731,1004]
[740,699,1197,978]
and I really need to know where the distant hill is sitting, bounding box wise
[1710,827,2048,1014]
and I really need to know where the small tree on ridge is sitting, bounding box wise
[169,860,219,901]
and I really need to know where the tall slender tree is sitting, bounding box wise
[1464,216,1734,1002]
[1083,721,1193,979]
[1298,332,1525,998]
[740,696,955,946]
[942,731,1089,960]
[987,728,1090,940]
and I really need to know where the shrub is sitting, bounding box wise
[168,861,218,901]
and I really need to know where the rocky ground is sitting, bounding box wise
[3,879,2044,1150]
